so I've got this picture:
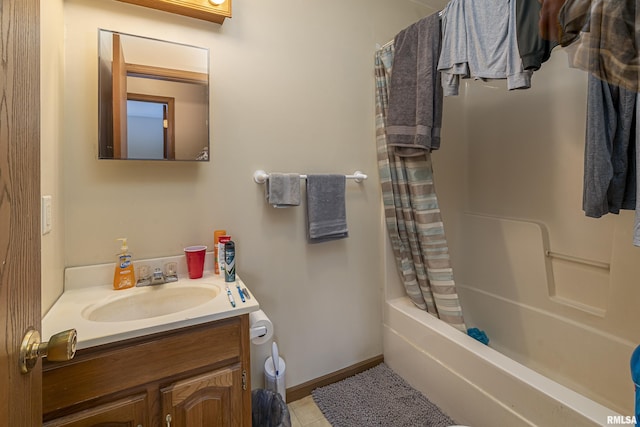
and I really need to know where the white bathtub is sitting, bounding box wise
[383,296,622,427]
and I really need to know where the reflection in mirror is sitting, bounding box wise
[127,95,174,160]
[98,30,210,161]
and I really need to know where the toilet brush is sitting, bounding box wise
[272,342,280,394]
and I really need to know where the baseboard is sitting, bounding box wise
[285,354,384,403]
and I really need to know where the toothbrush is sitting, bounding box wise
[236,284,246,303]
[226,285,236,307]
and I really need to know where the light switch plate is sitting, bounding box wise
[42,195,52,235]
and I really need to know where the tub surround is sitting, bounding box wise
[456,213,636,413]
[43,252,259,349]
[384,297,621,427]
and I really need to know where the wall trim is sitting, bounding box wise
[286,354,384,403]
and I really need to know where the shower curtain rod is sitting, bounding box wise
[253,170,367,184]
[377,9,444,51]
[378,39,394,50]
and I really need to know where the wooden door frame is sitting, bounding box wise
[0,0,42,425]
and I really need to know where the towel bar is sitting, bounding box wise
[545,250,610,271]
[253,170,367,184]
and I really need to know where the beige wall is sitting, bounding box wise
[41,0,65,316]
[44,0,432,388]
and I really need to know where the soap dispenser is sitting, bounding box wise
[113,238,136,290]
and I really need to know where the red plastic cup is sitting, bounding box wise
[184,245,207,279]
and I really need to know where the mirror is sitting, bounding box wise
[98,29,210,161]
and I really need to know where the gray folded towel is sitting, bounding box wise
[306,174,348,243]
[386,13,443,156]
[266,173,301,207]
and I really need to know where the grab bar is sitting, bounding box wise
[545,250,610,271]
[253,170,367,184]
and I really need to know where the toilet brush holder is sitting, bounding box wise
[264,356,286,403]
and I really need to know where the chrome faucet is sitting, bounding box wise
[150,268,165,285]
[136,262,178,287]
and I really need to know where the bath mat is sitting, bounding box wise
[312,363,456,427]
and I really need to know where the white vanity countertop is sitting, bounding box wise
[42,255,260,350]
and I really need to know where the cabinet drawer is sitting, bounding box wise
[43,317,243,415]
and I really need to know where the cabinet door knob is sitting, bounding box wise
[165,414,172,427]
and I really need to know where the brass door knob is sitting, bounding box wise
[19,328,77,374]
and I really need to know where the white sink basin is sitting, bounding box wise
[82,284,221,322]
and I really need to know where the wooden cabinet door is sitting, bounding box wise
[43,394,148,427]
[161,365,244,427]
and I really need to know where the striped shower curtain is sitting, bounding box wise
[375,43,466,332]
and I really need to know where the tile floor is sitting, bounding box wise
[288,395,331,427]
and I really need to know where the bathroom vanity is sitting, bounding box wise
[41,256,259,427]
[42,315,250,426]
